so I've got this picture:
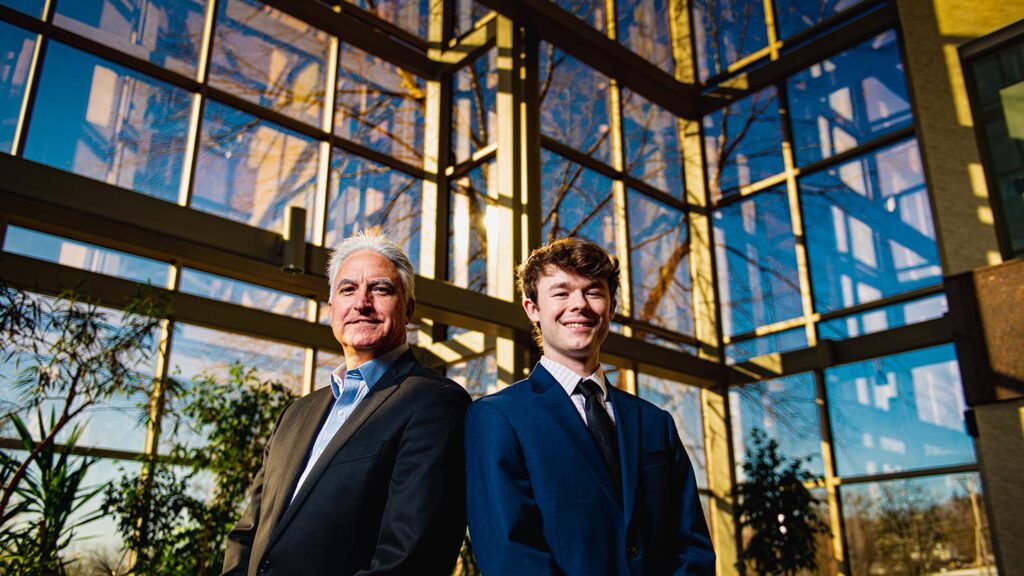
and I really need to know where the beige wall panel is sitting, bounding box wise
[974,398,1024,576]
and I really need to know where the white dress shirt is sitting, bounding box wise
[539,355,616,425]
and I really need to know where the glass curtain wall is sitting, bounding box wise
[0,0,998,573]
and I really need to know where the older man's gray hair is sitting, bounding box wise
[327,232,416,303]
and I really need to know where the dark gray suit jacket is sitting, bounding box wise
[222,350,471,576]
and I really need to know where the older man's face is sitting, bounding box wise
[328,250,410,365]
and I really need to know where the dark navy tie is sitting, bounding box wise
[576,378,621,493]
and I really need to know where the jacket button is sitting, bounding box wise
[627,545,641,558]
[258,559,272,574]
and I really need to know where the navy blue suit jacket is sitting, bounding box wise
[465,363,715,576]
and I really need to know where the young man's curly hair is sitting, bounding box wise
[516,237,620,348]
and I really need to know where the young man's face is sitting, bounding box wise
[523,265,615,372]
[328,249,411,366]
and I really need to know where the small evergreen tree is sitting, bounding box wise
[735,428,829,576]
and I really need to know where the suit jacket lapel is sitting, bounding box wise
[531,365,621,508]
[267,350,418,549]
[609,386,640,525]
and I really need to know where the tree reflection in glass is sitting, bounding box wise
[801,139,941,314]
[774,0,866,40]
[621,88,683,197]
[541,148,617,253]
[452,48,497,165]
[713,186,801,336]
[325,148,422,271]
[552,0,606,32]
[449,162,497,294]
[210,0,328,127]
[627,191,693,335]
[335,43,425,168]
[692,0,769,81]
[24,42,192,203]
[340,0,430,38]
[616,0,674,74]
[0,21,35,153]
[637,373,707,488]
[54,0,206,79]
[539,42,612,164]
[193,100,318,237]
[703,86,785,201]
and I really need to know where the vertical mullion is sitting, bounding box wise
[10,0,55,158]
[815,368,851,576]
[762,0,780,60]
[313,35,340,247]
[178,0,219,208]
[521,28,542,260]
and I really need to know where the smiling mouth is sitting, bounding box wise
[347,319,381,325]
[563,321,595,329]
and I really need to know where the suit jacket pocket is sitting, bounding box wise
[327,441,384,467]
[641,448,668,468]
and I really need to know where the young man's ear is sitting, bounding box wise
[522,298,541,323]
[406,298,416,319]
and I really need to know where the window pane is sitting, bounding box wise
[730,373,823,479]
[165,323,305,449]
[66,458,140,568]
[788,31,912,167]
[801,139,942,314]
[692,0,768,81]
[335,43,425,168]
[637,373,707,489]
[0,21,34,154]
[453,0,492,38]
[725,327,807,365]
[3,226,171,285]
[449,161,498,294]
[713,187,802,336]
[540,43,612,164]
[325,148,422,272]
[313,348,343,391]
[826,344,974,476]
[774,0,867,40]
[452,48,497,165]
[621,88,683,196]
[0,0,44,18]
[842,474,995,576]
[342,0,429,38]
[448,349,499,399]
[628,191,693,335]
[541,148,617,253]
[616,0,673,74]
[209,0,328,126]
[552,0,606,32]
[818,294,947,340]
[24,42,192,203]
[192,100,318,236]
[54,0,206,78]
[704,87,784,200]
[178,267,309,319]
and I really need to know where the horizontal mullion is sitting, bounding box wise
[815,283,945,324]
[725,316,809,345]
[793,125,916,178]
[834,463,979,487]
[447,145,498,178]
[0,438,146,462]
[616,317,701,348]
[0,3,44,33]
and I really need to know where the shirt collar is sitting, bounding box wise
[329,343,410,400]
[539,355,607,400]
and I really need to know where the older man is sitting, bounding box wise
[466,237,715,576]
[223,233,471,576]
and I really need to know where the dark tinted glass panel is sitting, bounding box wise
[343,0,430,38]
[452,48,496,164]
[0,21,34,154]
[801,139,942,314]
[692,0,768,81]
[336,43,425,168]
[325,148,422,272]
[704,87,784,200]
[826,344,974,476]
[24,42,191,203]
[621,88,683,196]
[0,0,44,17]
[210,0,328,126]
[539,43,612,164]
[552,0,606,32]
[713,186,802,336]
[178,268,308,319]
[842,474,996,575]
[818,294,947,340]
[637,373,706,488]
[449,161,497,293]
[730,373,823,478]
[965,35,1024,257]
[774,0,866,40]
[788,31,912,166]
[3,226,171,285]
[54,0,206,78]
[725,327,807,365]
[192,100,318,236]
[541,148,617,253]
[628,191,693,335]
[616,0,673,74]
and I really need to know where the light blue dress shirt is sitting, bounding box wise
[290,343,410,500]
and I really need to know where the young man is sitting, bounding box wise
[222,233,470,576]
[465,237,715,576]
